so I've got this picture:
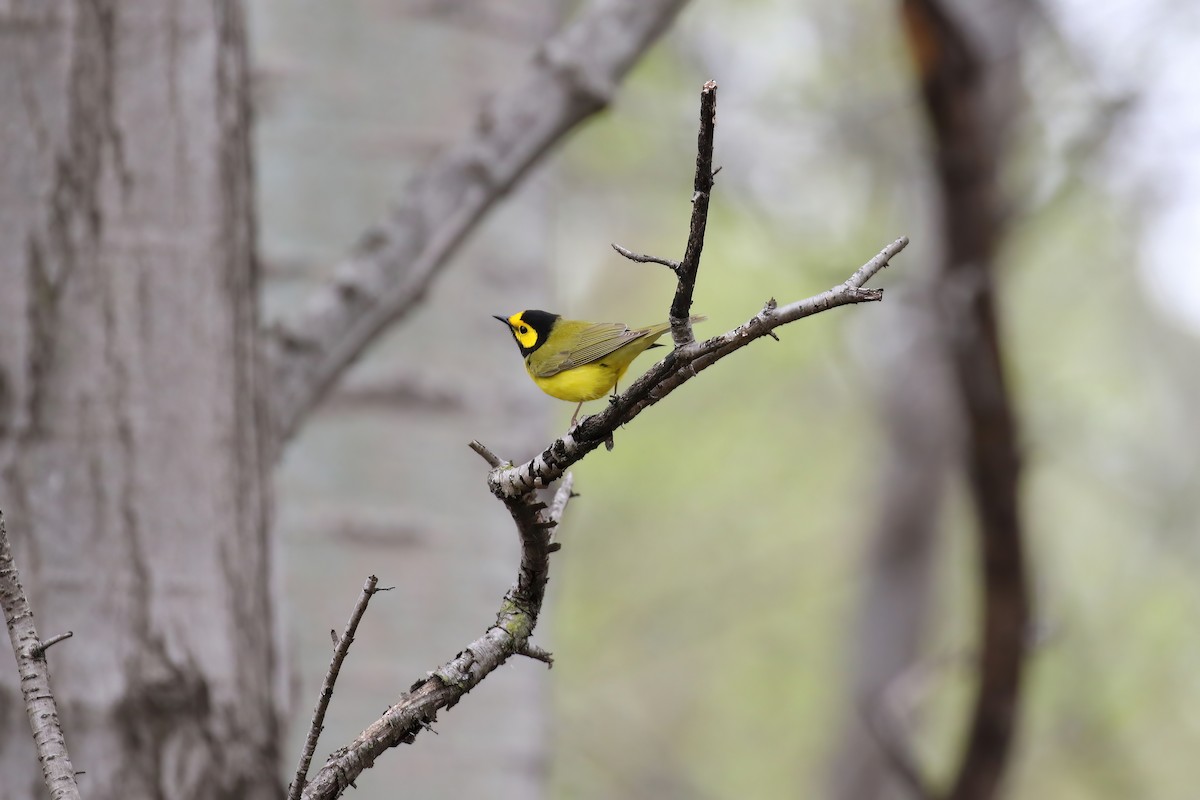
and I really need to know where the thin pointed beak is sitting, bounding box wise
[492,315,510,326]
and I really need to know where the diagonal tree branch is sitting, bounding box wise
[0,510,81,800]
[264,0,692,450]
[488,235,908,500]
[299,480,573,800]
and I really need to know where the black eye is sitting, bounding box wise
[519,326,529,334]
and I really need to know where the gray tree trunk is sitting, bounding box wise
[0,3,282,798]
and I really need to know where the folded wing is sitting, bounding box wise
[530,322,668,378]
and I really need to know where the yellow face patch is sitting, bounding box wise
[508,312,539,350]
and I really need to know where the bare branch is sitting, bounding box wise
[28,631,73,659]
[0,510,81,800]
[487,236,907,500]
[548,472,576,539]
[669,79,718,346]
[300,491,558,800]
[518,643,555,668]
[264,0,692,451]
[468,440,504,469]
[610,243,681,273]
[288,575,384,800]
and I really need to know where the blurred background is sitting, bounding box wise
[260,0,1200,798]
[2,0,1198,798]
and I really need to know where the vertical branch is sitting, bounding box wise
[902,1,1030,798]
[668,79,718,346]
[0,511,82,800]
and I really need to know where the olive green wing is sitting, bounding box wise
[529,321,669,378]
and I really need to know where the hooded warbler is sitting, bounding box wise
[493,310,704,425]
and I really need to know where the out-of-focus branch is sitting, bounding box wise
[264,0,692,450]
[0,510,81,800]
[288,575,388,800]
[828,298,956,800]
[902,1,1031,799]
[299,480,573,800]
[862,690,936,800]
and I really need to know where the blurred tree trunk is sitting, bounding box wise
[828,1,1028,798]
[827,297,958,800]
[0,3,282,798]
[910,1,1030,797]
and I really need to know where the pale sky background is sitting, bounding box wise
[1052,0,1200,331]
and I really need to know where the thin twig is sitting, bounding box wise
[0,510,81,800]
[611,243,681,273]
[288,575,384,800]
[300,488,563,800]
[518,643,555,667]
[548,472,575,541]
[667,79,719,346]
[486,236,907,500]
[28,631,74,659]
[468,440,503,468]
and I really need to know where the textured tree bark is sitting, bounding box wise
[0,3,282,798]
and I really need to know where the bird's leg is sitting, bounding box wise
[570,401,583,427]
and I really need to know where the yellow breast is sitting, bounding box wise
[527,361,630,403]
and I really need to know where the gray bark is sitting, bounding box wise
[0,2,281,798]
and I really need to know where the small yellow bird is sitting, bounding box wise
[493,310,702,426]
